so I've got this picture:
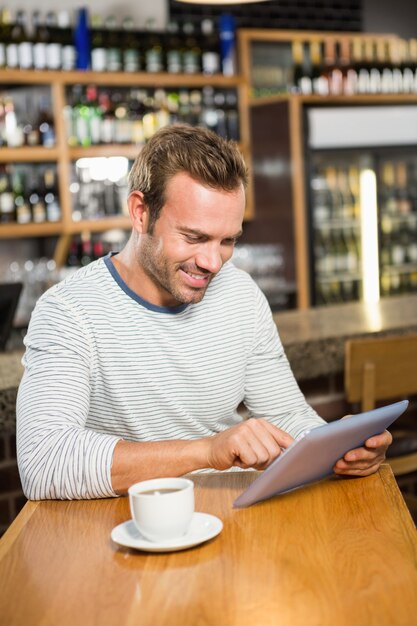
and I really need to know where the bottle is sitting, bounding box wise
[377,40,392,94]
[104,15,122,72]
[182,22,201,74]
[57,10,76,71]
[74,7,91,71]
[72,85,91,146]
[90,15,106,72]
[356,40,371,94]
[37,96,55,147]
[85,85,102,145]
[166,20,183,74]
[389,40,403,94]
[0,10,7,68]
[396,161,412,215]
[400,40,415,94]
[310,41,328,95]
[29,174,47,224]
[44,168,61,222]
[339,39,355,95]
[80,232,93,266]
[144,20,164,73]
[291,40,305,94]
[45,11,62,70]
[5,10,20,69]
[201,19,220,76]
[0,167,16,223]
[32,11,48,70]
[15,10,33,69]
[219,14,236,77]
[122,16,141,73]
[13,170,31,225]
[323,39,343,95]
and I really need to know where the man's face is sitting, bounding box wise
[136,172,245,307]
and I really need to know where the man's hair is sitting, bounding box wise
[128,124,248,229]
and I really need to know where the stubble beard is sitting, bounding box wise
[138,234,211,305]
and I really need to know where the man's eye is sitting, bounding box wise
[186,236,202,243]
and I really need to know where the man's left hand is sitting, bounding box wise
[333,429,393,477]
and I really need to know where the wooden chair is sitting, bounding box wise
[345,333,417,519]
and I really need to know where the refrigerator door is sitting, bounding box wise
[306,106,417,306]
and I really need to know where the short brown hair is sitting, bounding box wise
[128,124,248,229]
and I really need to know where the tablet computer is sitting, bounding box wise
[233,399,409,508]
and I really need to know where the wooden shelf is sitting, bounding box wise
[0,222,63,239]
[68,216,132,234]
[0,69,244,88]
[249,93,417,107]
[69,145,141,160]
[0,146,60,162]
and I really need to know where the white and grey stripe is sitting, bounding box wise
[17,255,325,500]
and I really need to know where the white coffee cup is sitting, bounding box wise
[128,477,194,542]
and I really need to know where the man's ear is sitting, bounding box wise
[127,191,150,234]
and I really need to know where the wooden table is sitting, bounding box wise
[1,466,417,626]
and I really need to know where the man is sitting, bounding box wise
[17,125,391,500]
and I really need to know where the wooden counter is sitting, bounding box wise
[275,293,417,380]
[0,466,416,626]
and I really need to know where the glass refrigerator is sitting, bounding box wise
[304,104,417,306]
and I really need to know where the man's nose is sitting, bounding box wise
[195,245,224,274]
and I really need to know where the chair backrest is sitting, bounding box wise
[345,333,417,412]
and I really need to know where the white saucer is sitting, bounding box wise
[111,512,223,553]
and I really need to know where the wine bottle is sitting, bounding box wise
[291,40,304,93]
[144,20,164,73]
[0,167,16,223]
[400,40,415,94]
[74,7,91,71]
[44,168,61,222]
[201,19,220,76]
[396,161,412,215]
[182,22,201,74]
[122,16,141,73]
[0,10,8,68]
[45,11,62,70]
[13,170,32,225]
[57,10,76,71]
[15,10,33,69]
[166,20,183,74]
[219,14,236,77]
[5,10,20,69]
[310,41,328,95]
[32,11,48,70]
[90,15,106,72]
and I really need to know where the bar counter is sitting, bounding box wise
[1,294,417,428]
[275,293,417,380]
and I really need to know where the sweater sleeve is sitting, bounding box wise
[243,287,326,439]
[16,290,121,500]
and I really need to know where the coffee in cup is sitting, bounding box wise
[128,477,194,542]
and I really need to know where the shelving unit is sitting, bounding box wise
[0,68,252,267]
[237,28,417,309]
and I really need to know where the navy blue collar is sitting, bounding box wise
[103,252,189,315]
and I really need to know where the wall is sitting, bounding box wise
[363,0,417,38]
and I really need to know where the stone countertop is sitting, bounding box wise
[1,294,417,429]
[0,351,24,430]
[274,294,417,380]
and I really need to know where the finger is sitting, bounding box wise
[333,460,382,477]
[365,430,393,449]
[255,419,295,449]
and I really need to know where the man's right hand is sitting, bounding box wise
[204,418,294,471]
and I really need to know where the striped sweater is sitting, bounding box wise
[17,254,325,500]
